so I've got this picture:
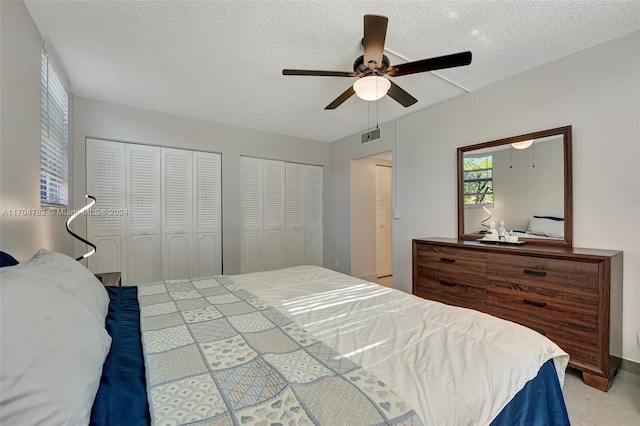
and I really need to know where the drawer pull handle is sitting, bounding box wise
[523,298,547,308]
[439,280,457,287]
[440,258,456,264]
[523,269,547,277]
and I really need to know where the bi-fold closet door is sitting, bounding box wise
[240,157,323,273]
[86,138,221,284]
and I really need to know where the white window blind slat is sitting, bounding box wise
[40,48,69,206]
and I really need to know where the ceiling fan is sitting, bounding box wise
[283,14,472,110]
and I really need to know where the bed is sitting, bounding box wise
[1,250,570,425]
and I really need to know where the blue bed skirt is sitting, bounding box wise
[491,359,570,425]
[90,286,149,426]
[90,287,569,426]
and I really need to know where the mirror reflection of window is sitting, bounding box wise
[463,155,493,206]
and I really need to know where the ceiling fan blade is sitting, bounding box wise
[386,51,472,77]
[387,81,418,107]
[363,14,388,71]
[325,86,356,110]
[283,69,357,77]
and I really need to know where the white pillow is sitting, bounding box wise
[0,268,111,425]
[527,216,564,238]
[16,249,109,322]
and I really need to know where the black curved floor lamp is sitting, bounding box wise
[66,195,97,261]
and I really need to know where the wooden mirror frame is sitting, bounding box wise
[457,126,573,246]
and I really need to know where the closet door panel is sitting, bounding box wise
[305,165,323,267]
[241,157,264,273]
[92,236,122,274]
[130,236,158,284]
[86,139,126,274]
[162,148,193,279]
[285,163,305,267]
[264,160,286,270]
[166,234,190,279]
[192,152,222,277]
[126,144,161,284]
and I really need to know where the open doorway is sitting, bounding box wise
[350,151,393,288]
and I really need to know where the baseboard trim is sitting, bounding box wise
[620,358,640,375]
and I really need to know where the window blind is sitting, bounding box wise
[40,48,69,206]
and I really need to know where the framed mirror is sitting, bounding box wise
[457,126,572,246]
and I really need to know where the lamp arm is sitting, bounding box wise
[480,204,492,228]
[66,195,97,261]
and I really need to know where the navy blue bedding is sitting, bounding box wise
[91,287,568,426]
[91,286,149,426]
[491,359,570,426]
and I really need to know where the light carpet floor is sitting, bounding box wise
[564,367,640,425]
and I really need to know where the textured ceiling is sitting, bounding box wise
[24,1,640,143]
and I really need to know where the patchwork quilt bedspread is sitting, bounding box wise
[138,275,422,426]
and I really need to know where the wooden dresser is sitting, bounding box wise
[412,237,623,391]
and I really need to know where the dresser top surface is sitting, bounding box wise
[414,237,622,259]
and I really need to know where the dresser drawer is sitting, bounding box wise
[486,253,599,292]
[416,286,487,313]
[487,280,598,330]
[488,306,598,365]
[417,268,486,298]
[415,244,486,275]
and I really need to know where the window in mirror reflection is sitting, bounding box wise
[463,155,493,206]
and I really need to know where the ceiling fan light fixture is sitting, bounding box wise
[353,76,391,101]
[511,140,534,150]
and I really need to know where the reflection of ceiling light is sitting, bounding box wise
[511,140,534,150]
[353,76,391,101]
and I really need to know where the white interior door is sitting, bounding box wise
[264,159,286,270]
[162,148,192,280]
[240,157,264,273]
[285,163,305,267]
[305,165,323,267]
[375,165,392,277]
[192,151,222,277]
[86,138,126,275]
[126,143,161,284]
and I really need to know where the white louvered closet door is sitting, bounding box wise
[192,151,222,277]
[375,165,392,277]
[240,157,264,273]
[126,144,161,285]
[264,160,286,271]
[162,148,193,280]
[240,157,286,273]
[304,165,323,266]
[285,163,305,267]
[86,139,126,275]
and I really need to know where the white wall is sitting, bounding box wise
[0,1,73,260]
[329,31,640,363]
[71,97,330,275]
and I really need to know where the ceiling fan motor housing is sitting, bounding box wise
[354,54,390,76]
